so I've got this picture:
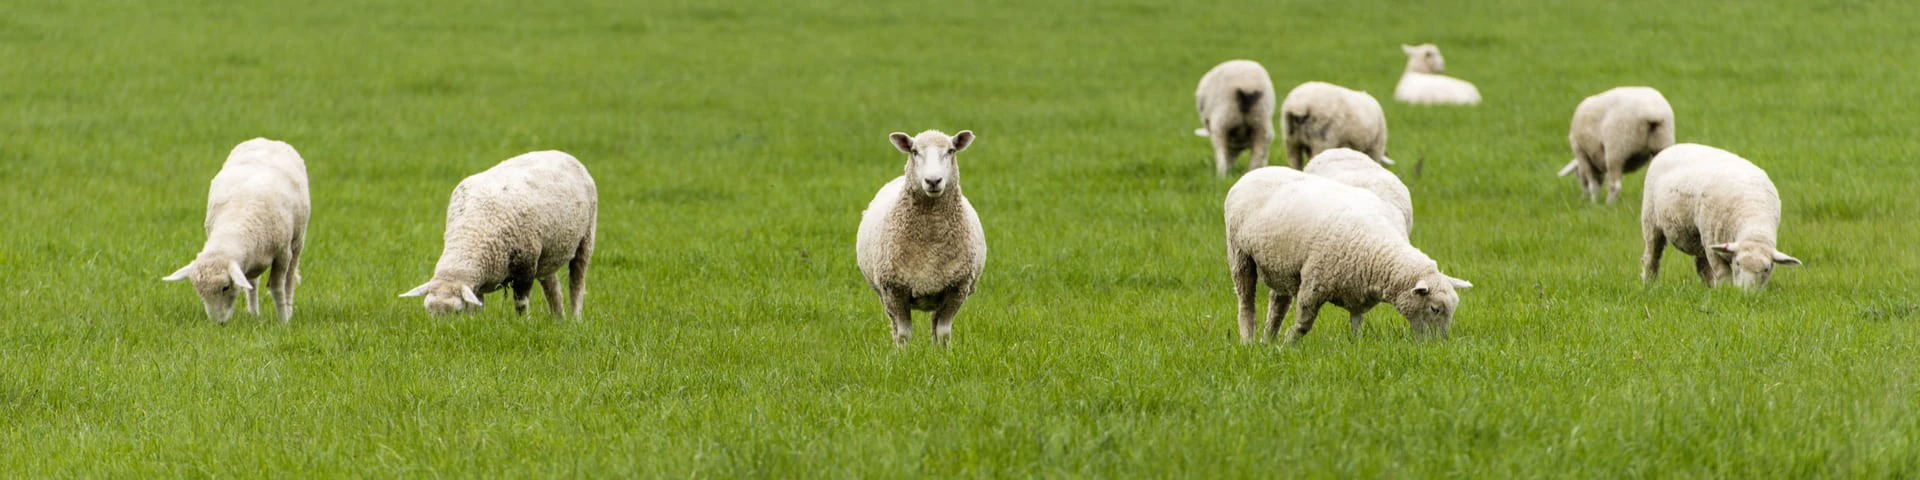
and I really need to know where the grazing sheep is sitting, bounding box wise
[1560,86,1676,203]
[401,151,597,317]
[1225,167,1472,344]
[1194,60,1277,176]
[857,130,987,346]
[1640,144,1801,290]
[1281,81,1393,169]
[1394,44,1482,106]
[1302,148,1412,234]
[163,138,310,323]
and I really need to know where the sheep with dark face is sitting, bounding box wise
[856,130,986,346]
[164,138,310,323]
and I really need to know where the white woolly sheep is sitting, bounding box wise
[164,138,310,323]
[1225,167,1471,343]
[401,151,597,317]
[857,130,987,346]
[1302,148,1412,234]
[1559,86,1676,203]
[1281,82,1393,169]
[1194,60,1277,176]
[1641,144,1801,290]
[1394,44,1482,106]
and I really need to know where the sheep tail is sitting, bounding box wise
[1557,159,1579,177]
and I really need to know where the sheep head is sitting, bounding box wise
[889,130,975,198]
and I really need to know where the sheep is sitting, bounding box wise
[163,138,311,323]
[1194,60,1277,176]
[1394,44,1482,106]
[857,130,987,346]
[401,151,597,317]
[1558,86,1676,203]
[1225,167,1471,344]
[1281,82,1394,169]
[1302,148,1412,234]
[1640,144,1801,290]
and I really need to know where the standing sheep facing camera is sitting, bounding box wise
[401,151,597,317]
[164,138,310,323]
[1193,60,1277,176]
[1303,148,1412,234]
[1641,144,1801,290]
[857,130,986,346]
[1225,167,1471,344]
[1559,86,1676,203]
[1281,82,1393,169]
[1395,44,1482,106]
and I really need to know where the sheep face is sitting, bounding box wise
[1401,44,1445,74]
[1711,242,1802,290]
[400,281,484,315]
[162,260,253,323]
[1396,274,1472,338]
[889,130,975,198]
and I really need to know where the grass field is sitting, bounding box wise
[3,0,1918,476]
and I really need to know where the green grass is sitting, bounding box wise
[3,0,1918,476]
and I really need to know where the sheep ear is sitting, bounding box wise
[163,263,194,282]
[1449,277,1474,290]
[227,262,254,291]
[1773,251,1802,266]
[461,285,483,306]
[1402,44,1416,54]
[951,130,975,153]
[399,283,431,298]
[1709,243,1737,255]
[889,132,914,153]
[1412,279,1431,296]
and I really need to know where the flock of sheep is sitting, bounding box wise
[162,44,1801,347]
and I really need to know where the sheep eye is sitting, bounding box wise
[1429,306,1442,314]
[221,285,232,292]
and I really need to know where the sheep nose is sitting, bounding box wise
[924,178,944,190]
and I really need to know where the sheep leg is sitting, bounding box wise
[1348,306,1371,338]
[1210,130,1234,176]
[511,280,533,315]
[567,232,592,317]
[268,252,292,322]
[880,287,913,346]
[1290,144,1311,170]
[929,288,967,348]
[1248,129,1272,170]
[1641,229,1666,283]
[1263,288,1293,343]
[1693,255,1715,287]
[246,276,261,316]
[285,235,303,321]
[1230,252,1261,343]
[1285,287,1324,345]
[539,274,565,317]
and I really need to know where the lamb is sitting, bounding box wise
[1193,60,1277,176]
[1640,144,1801,290]
[1394,44,1482,106]
[1302,148,1412,234]
[401,151,597,317]
[163,138,310,323]
[1281,82,1394,169]
[1225,167,1471,344]
[857,130,987,346]
[1558,86,1676,203]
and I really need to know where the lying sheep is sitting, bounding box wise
[1641,144,1801,290]
[163,138,310,323]
[857,130,987,346]
[401,151,597,317]
[1559,86,1676,203]
[1394,44,1482,106]
[1281,82,1393,169]
[1194,60,1277,176]
[1302,148,1412,234]
[1225,167,1471,343]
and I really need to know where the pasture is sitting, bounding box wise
[2,0,1916,476]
